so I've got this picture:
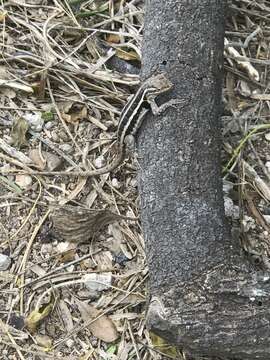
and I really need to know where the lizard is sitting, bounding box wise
[4,73,183,177]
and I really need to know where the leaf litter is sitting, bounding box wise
[0,0,270,359]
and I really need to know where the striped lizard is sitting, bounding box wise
[3,73,182,177]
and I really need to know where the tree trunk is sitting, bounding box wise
[138,1,270,359]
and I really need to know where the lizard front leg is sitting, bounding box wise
[146,96,187,116]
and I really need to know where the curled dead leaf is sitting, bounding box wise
[25,302,54,333]
[76,300,118,343]
[59,102,88,123]
[150,332,179,358]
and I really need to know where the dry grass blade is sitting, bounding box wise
[1,0,270,359]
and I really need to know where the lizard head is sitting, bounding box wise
[145,73,173,93]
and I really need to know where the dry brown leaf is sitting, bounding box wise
[60,102,88,123]
[116,48,139,61]
[111,293,145,306]
[35,334,53,349]
[57,248,76,263]
[106,34,121,44]
[76,300,118,343]
[92,251,113,270]
[43,151,63,171]
[15,174,32,189]
[0,87,17,99]
[0,65,10,80]
[83,272,112,292]
[58,300,74,333]
[29,149,46,169]
[150,332,179,358]
[11,117,29,148]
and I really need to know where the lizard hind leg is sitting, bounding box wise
[124,134,136,153]
[124,134,143,171]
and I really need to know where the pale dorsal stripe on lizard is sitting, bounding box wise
[118,86,157,145]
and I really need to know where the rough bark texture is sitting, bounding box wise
[138,1,270,359]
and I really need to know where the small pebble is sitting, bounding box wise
[24,113,44,132]
[15,175,32,189]
[223,181,233,194]
[41,243,53,255]
[44,151,62,171]
[0,253,11,270]
[263,215,270,225]
[51,131,59,143]
[44,121,54,130]
[94,155,106,169]
[35,334,52,348]
[65,339,74,348]
[59,143,73,153]
[111,177,121,189]
[239,80,251,97]
[224,196,239,219]
[129,178,137,188]
[84,272,112,292]
[67,265,75,272]
[58,129,70,142]
[57,242,72,252]
[242,215,256,232]
[5,135,13,145]
[81,258,95,268]
[30,192,38,200]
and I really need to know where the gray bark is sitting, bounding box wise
[138,1,270,359]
